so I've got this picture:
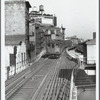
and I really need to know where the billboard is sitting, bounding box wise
[42,17,53,25]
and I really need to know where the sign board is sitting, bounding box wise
[42,17,53,25]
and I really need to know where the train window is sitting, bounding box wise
[10,54,15,66]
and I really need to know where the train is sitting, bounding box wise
[41,39,72,59]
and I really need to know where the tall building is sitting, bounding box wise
[5,0,31,51]
[29,5,57,26]
[5,0,31,35]
[5,0,31,80]
[29,5,65,54]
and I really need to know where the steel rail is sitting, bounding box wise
[5,58,51,100]
[31,59,59,100]
[5,58,43,87]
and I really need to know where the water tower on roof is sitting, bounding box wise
[33,6,37,12]
[39,5,44,15]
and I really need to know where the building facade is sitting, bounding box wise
[5,36,27,80]
[86,39,96,64]
[29,5,65,55]
[83,32,96,65]
[66,36,82,46]
[5,0,31,80]
[5,0,31,36]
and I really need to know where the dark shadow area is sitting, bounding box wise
[74,69,96,86]
[58,69,73,80]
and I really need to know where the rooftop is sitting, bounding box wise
[26,1,31,8]
[5,35,26,46]
[58,69,73,80]
[74,69,96,86]
[29,11,53,17]
[86,39,96,45]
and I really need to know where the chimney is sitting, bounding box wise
[93,32,96,39]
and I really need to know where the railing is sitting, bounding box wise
[66,49,96,65]
[5,59,30,81]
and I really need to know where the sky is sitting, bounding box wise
[28,0,98,40]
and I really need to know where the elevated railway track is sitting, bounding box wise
[6,58,59,100]
[6,58,56,100]
[5,50,80,100]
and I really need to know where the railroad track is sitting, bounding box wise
[35,51,78,100]
[31,58,59,100]
[5,58,44,87]
[38,63,71,100]
[5,58,54,100]
[6,50,80,100]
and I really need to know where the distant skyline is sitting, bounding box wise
[28,0,98,40]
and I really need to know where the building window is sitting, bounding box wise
[35,26,39,29]
[56,44,59,47]
[10,54,15,66]
[48,44,50,47]
[32,32,34,36]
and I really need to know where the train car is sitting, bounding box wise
[42,39,72,59]
[48,53,60,59]
[41,43,61,59]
